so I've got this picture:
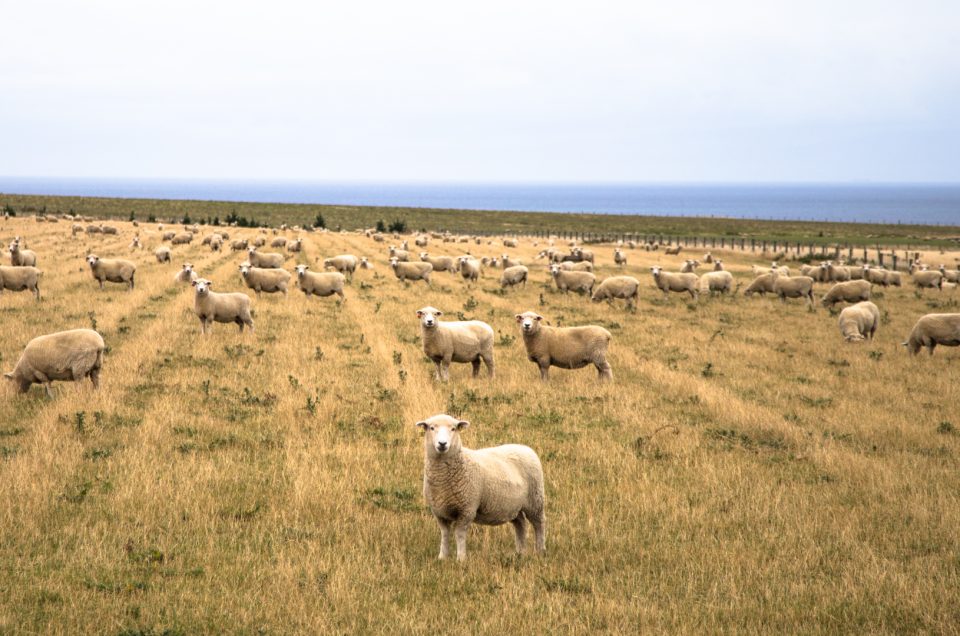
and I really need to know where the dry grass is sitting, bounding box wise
[1,217,959,634]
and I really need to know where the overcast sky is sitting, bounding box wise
[3,0,958,182]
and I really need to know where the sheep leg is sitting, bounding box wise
[482,353,495,378]
[432,360,443,380]
[89,367,100,389]
[530,511,547,554]
[596,358,613,382]
[511,515,527,554]
[538,363,550,381]
[471,358,481,378]
[441,358,452,381]
[98,279,104,290]
[437,518,451,560]
[454,521,471,561]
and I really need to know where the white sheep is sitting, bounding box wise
[390,257,432,284]
[171,232,193,245]
[174,263,197,284]
[294,265,345,300]
[457,256,482,283]
[501,254,523,269]
[821,279,871,308]
[417,413,545,561]
[680,259,701,273]
[713,259,724,271]
[0,265,42,300]
[500,265,529,289]
[516,311,612,381]
[549,264,595,295]
[9,242,37,267]
[4,328,104,398]
[270,236,287,248]
[773,275,815,306]
[388,246,411,261]
[744,272,778,296]
[323,254,359,280]
[838,301,879,342]
[591,276,640,310]
[913,270,943,292]
[246,247,285,269]
[558,261,593,272]
[902,313,960,355]
[419,252,457,274]
[416,306,495,380]
[699,270,734,296]
[191,278,254,335]
[86,255,136,290]
[240,263,291,296]
[359,257,374,270]
[613,248,627,267]
[650,266,698,300]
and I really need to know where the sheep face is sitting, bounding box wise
[295,265,309,277]
[549,264,560,276]
[389,257,399,269]
[416,414,469,455]
[516,311,543,335]
[239,264,251,278]
[86,255,100,267]
[650,266,662,277]
[416,306,442,329]
[192,278,212,295]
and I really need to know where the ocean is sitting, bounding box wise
[1,178,958,226]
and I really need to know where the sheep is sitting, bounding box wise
[885,270,903,287]
[100,225,119,235]
[191,278,254,335]
[86,225,102,234]
[771,263,790,277]
[253,236,266,247]
[239,263,291,297]
[699,270,734,296]
[390,257,432,284]
[826,262,851,282]
[501,254,523,269]
[231,239,249,251]
[838,301,879,342]
[572,247,595,263]
[415,235,429,247]
[713,259,724,271]
[744,272,778,297]
[174,263,197,284]
[516,311,612,381]
[664,245,682,255]
[613,248,627,267]
[419,252,457,274]
[270,236,287,249]
[913,270,943,292]
[359,257,374,270]
[246,247,285,269]
[9,242,37,267]
[591,276,640,310]
[71,223,84,236]
[847,265,865,280]
[416,306,495,380]
[773,275,815,306]
[372,233,385,242]
[129,236,142,251]
[549,264,596,295]
[388,246,411,261]
[171,232,193,245]
[862,265,888,286]
[939,265,960,283]
[650,266,698,300]
[703,252,713,264]
[558,261,593,272]
[4,329,104,398]
[294,265,345,300]
[821,279,871,308]
[161,231,176,241]
[500,265,529,289]
[680,259,700,273]
[416,413,545,561]
[322,254,359,280]
[457,257,482,283]
[287,238,302,253]
[0,265,42,300]
[902,313,960,355]
[503,238,518,248]
[86,255,136,290]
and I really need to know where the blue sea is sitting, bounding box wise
[1,178,958,226]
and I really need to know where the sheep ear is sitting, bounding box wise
[900,341,908,347]
[535,315,543,321]
[435,310,442,316]
[416,311,423,318]
[454,420,469,431]
[515,314,523,323]
[3,373,12,380]
[415,421,428,430]
[191,280,198,287]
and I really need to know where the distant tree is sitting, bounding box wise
[388,219,407,233]
[314,213,326,229]
[376,219,386,233]
[147,213,157,223]
[213,216,220,226]
[182,214,192,225]
[129,211,136,221]
[3,204,15,217]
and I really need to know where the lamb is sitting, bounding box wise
[416,413,545,561]
[902,314,960,355]
[171,232,193,245]
[500,265,529,289]
[9,242,37,267]
[294,265,345,300]
[773,275,815,306]
[322,254,359,280]
[416,306,495,380]
[664,245,682,255]
[191,278,254,335]
[270,236,287,248]
[239,263,291,296]
[591,276,640,310]
[699,270,734,296]
[388,246,411,261]
[390,257,432,284]
[821,279,872,308]
[613,248,627,267]
[838,301,879,342]
[913,270,943,292]
[86,255,136,290]
[4,329,104,398]
[516,311,612,381]
[174,263,197,284]
[287,238,302,252]
[419,252,457,274]
[650,266,698,300]
[457,257,482,283]
[550,264,596,295]
[680,259,700,273]
[246,247,285,269]
[559,261,593,272]
[0,266,42,300]
[744,272,778,296]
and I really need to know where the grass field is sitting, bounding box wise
[1,215,959,634]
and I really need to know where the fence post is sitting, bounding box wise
[878,251,884,267]
[892,254,898,271]
[751,238,756,251]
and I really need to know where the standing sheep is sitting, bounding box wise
[416,306,495,380]
[191,278,254,335]
[389,257,432,284]
[592,276,640,310]
[270,236,287,249]
[239,264,291,297]
[744,272,778,297]
[9,242,37,267]
[713,259,724,271]
[773,275,815,306]
[0,266,42,300]
[680,259,700,273]
[500,265,529,290]
[154,246,171,263]
[419,252,457,274]
[650,266,698,300]
[4,329,105,398]
[416,414,546,561]
[699,270,734,296]
[902,314,960,355]
[246,247,285,269]
[294,265,345,300]
[174,263,197,284]
[457,257,482,283]
[838,301,880,342]
[86,255,136,290]
[322,255,359,280]
[516,311,612,381]
[821,279,872,308]
[913,270,943,292]
[549,264,595,295]
[613,248,627,267]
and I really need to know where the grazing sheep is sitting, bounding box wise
[246,247,285,269]
[174,263,197,284]
[680,259,700,273]
[415,235,429,247]
[390,257,432,284]
[192,278,254,335]
[239,263,291,297]
[294,265,345,300]
[419,252,457,274]
[902,313,960,355]
[699,270,734,296]
[885,270,903,287]
[939,265,960,283]
[650,266,698,300]
[417,413,545,561]
[821,279,871,308]
[171,232,193,245]
[372,233,385,242]
[0,266,42,300]
[559,261,593,272]
[503,238,518,248]
[161,231,176,241]
[86,225,102,234]
[773,275,815,306]
[9,242,37,267]
[500,265,529,289]
[388,246,411,262]
[713,259,724,271]
[614,248,627,267]
[322,254,359,280]
[154,246,171,263]
[287,238,302,252]
[71,223,84,236]
[100,225,118,235]
[86,255,136,290]
[913,270,944,292]
[270,236,287,249]
[416,306,495,380]
[501,254,523,269]
[744,272,778,297]
[549,264,595,295]
[253,236,266,248]
[359,257,374,270]
[664,245,682,256]
[457,257,482,283]
[825,262,851,282]
[862,265,887,286]
[516,311,612,381]
[838,301,880,342]
[231,239,249,251]
[4,329,104,398]
[592,276,640,310]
